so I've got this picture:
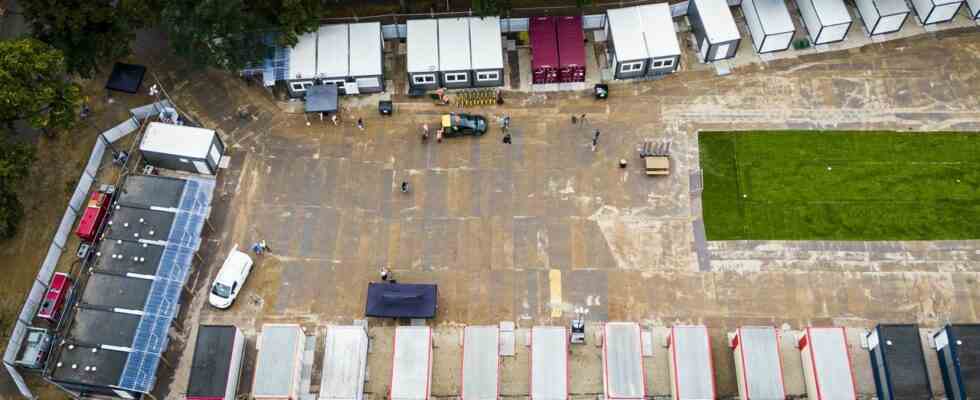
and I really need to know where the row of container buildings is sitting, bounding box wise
[188,323,980,400]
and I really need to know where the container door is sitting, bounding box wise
[209,143,221,168]
[714,42,731,60]
[699,38,709,62]
[193,160,211,174]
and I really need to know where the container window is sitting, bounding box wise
[653,60,663,68]
[620,61,644,73]
[290,81,313,91]
[444,72,468,83]
[413,74,436,84]
[662,58,674,67]
[477,71,499,82]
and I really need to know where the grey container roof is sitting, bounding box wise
[141,122,217,159]
[438,18,472,71]
[49,343,129,388]
[289,31,318,79]
[407,19,440,73]
[80,273,152,311]
[874,0,912,15]
[67,308,141,348]
[606,7,649,62]
[638,4,682,58]
[462,326,499,400]
[870,324,930,398]
[469,17,504,70]
[671,325,714,399]
[736,327,785,399]
[749,0,796,34]
[692,0,742,43]
[116,175,187,208]
[811,0,853,25]
[531,326,568,400]
[188,325,241,397]
[253,324,304,397]
[391,326,432,400]
[318,24,350,78]
[104,206,174,242]
[349,22,383,77]
[319,326,369,400]
[603,322,645,399]
[806,327,856,399]
[93,240,164,276]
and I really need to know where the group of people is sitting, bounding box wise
[326,114,364,131]
[420,123,444,143]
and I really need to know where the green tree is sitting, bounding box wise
[258,0,324,48]
[0,39,81,134]
[22,0,157,78]
[0,142,35,239]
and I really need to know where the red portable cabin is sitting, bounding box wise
[37,272,72,323]
[530,17,559,84]
[75,191,111,242]
[557,16,586,83]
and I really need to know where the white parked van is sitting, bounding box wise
[209,247,254,309]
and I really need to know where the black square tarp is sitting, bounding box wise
[305,84,339,113]
[105,63,147,94]
[365,282,438,319]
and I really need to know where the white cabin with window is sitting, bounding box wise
[469,17,505,87]
[606,5,681,79]
[286,31,318,96]
[407,19,441,91]
[283,23,384,97]
[438,18,473,89]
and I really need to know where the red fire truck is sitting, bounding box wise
[37,272,72,323]
[75,190,111,242]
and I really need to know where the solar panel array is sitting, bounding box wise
[117,176,215,393]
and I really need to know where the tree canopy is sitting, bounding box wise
[0,38,80,133]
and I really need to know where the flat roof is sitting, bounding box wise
[607,7,649,62]
[871,325,930,398]
[67,308,141,348]
[692,0,741,44]
[874,0,911,16]
[407,19,440,73]
[671,326,714,399]
[438,18,471,71]
[349,22,383,76]
[289,31,318,79]
[805,328,856,399]
[531,326,568,400]
[319,326,369,400]
[116,174,187,208]
[735,327,785,399]
[530,17,558,70]
[557,16,586,68]
[469,17,504,70]
[604,323,645,399]
[391,326,432,400]
[93,239,164,276]
[942,324,980,397]
[461,326,499,400]
[748,0,795,34]
[253,324,304,397]
[104,206,174,242]
[141,122,216,159]
[638,4,682,58]
[188,325,241,397]
[317,24,349,78]
[49,343,129,388]
[80,273,152,311]
[810,0,852,25]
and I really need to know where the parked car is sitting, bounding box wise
[209,246,254,309]
[441,113,487,137]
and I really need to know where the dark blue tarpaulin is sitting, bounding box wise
[105,63,147,94]
[365,283,438,319]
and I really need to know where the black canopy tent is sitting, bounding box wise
[105,63,147,94]
[365,282,438,319]
[305,84,339,114]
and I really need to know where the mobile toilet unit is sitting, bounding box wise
[602,322,646,400]
[469,17,505,87]
[319,325,369,400]
[438,18,472,88]
[639,4,682,76]
[530,16,560,84]
[461,326,500,400]
[798,327,857,400]
[668,325,716,400]
[557,16,586,83]
[531,326,568,400]
[186,325,246,400]
[729,327,786,400]
[969,0,980,19]
[742,0,796,53]
[795,0,853,44]
[390,326,433,400]
[856,0,911,35]
[866,324,931,400]
[407,19,441,91]
[140,122,224,175]
[252,324,305,400]
[911,0,965,24]
[346,22,385,94]
[933,324,980,400]
[688,0,743,62]
[605,5,681,79]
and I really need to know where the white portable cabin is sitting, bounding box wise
[407,19,441,90]
[639,4,682,76]
[347,22,384,94]
[911,0,964,24]
[531,326,568,400]
[287,31,318,95]
[438,18,473,88]
[461,326,500,400]
[742,0,796,53]
[139,122,224,175]
[319,326,369,400]
[856,0,911,35]
[795,0,853,44]
[390,326,433,400]
[316,24,349,87]
[469,17,505,87]
[606,7,650,80]
[797,327,857,400]
[252,324,305,400]
[602,322,646,400]
[729,327,786,400]
[668,325,716,400]
[969,0,980,19]
[688,0,742,62]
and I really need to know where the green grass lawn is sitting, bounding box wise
[698,131,980,240]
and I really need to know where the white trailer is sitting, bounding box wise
[730,327,786,400]
[798,327,857,400]
[390,326,433,400]
[319,326,369,400]
[316,24,349,85]
[461,326,500,400]
[140,122,224,175]
[531,326,568,400]
[910,0,964,24]
[639,4,682,76]
[856,0,911,35]
[468,17,505,87]
[602,322,645,400]
[795,0,853,44]
[668,325,716,400]
[688,0,743,62]
[252,324,305,400]
[438,18,473,88]
[407,19,441,90]
[742,0,797,53]
[347,22,384,94]
[287,31,318,95]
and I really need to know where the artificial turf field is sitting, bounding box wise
[698,131,980,240]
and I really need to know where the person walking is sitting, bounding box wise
[357,118,364,131]
[580,114,587,124]
[591,130,600,152]
[503,132,512,144]
[380,267,391,281]
[571,115,578,124]
[401,181,409,193]
[422,123,430,142]
[251,242,263,255]
[331,114,339,126]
